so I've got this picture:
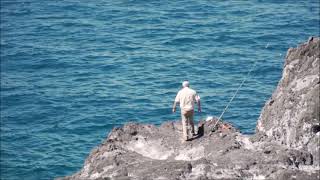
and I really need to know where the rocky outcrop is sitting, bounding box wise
[256,37,320,166]
[59,120,319,180]
[59,38,319,180]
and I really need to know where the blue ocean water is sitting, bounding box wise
[1,0,319,179]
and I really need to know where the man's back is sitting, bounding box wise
[175,87,198,112]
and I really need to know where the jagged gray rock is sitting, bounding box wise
[256,37,320,166]
[58,37,320,180]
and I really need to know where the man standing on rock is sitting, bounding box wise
[172,81,201,141]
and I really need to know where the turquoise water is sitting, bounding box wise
[1,0,319,179]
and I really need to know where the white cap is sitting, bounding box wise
[182,81,189,87]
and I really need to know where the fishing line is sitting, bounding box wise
[211,59,259,132]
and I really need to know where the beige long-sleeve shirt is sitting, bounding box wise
[174,87,200,111]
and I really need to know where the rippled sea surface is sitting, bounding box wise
[1,0,319,179]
